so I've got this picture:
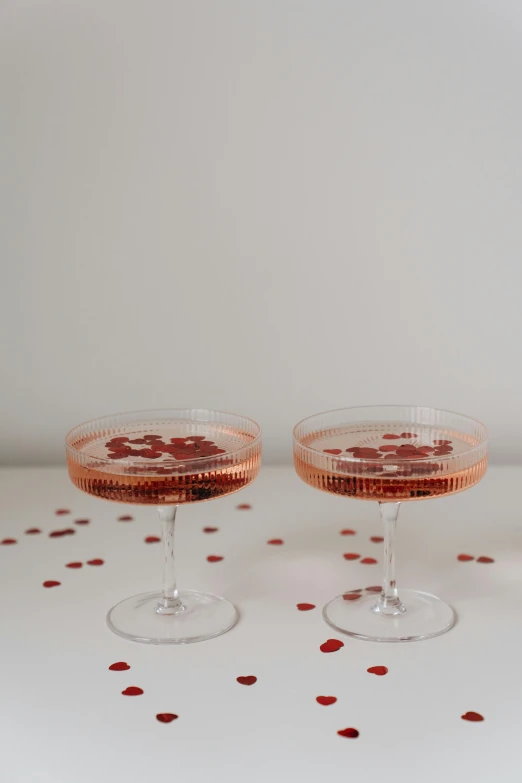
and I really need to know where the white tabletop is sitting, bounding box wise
[0,465,519,783]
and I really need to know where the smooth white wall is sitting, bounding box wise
[2,0,521,466]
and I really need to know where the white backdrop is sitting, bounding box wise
[2,0,521,466]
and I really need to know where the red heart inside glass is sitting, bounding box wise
[293,406,487,642]
[66,409,261,644]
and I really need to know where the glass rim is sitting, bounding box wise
[65,407,262,467]
[293,404,488,464]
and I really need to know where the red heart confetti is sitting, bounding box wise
[207,555,223,562]
[203,527,218,533]
[74,519,90,526]
[343,593,362,601]
[340,529,356,535]
[361,557,378,565]
[145,536,161,543]
[343,553,360,560]
[379,445,399,452]
[461,711,484,722]
[400,433,418,439]
[457,554,474,562]
[156,713,178,723]
[297,603,316,611]
[365,585,382,592]
[382,434,400,440]
[87,558,104,566]
[477,556,494,564]
[338,728,359,738]
[434,439,452,446]
[122,687,143,696]
[66,562,83,569]
[316,696,337,706]
[49,528,76,538]
[25,528,41,535]
[367,666,388,676]
[323,449,342,455]
[1,538,17,545]
[370,536,384,543]
[236,504,252,510]
[320,639,344,653]
[118,515,133,522]
[109,662,130,671]
[55,509,71,515]
[267,538,284,545]
[43,580,61,588]
[237,676,257,686]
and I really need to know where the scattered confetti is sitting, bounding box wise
[316,696,337,706]
[320,639,344,653]
[122,687,143,696]
[340,529,356,536]
[323,449,342,455]
[267,538,284,545]
[87,558,104,566]
[296,603,316,611]
[236,676,257,686]
[145,536,161,544]
[203,527,218,533]
[118,515,133,522]
[43,580,61,588]
[343,553,360,561]
[367,666,388,676]
[25,528,41,535]
[338,728,359,738]
[66,562,83,569]
[343,593,362,601]
[156,713,178,723]
[370,536,384,543]
[461,712,484,722]
[1,538,17,545]
[361,557,378,565]
[207,555,223,562]
[477,556,494,564]
[75,519,90,525]
[457,554,474,562]
[236,504,252,510]
[55,509,71,515]
[109,662,130,671]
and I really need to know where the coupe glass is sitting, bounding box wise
[66,409,261,644]
[293,406,487,642]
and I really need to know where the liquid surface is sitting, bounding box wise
[294,422,486,501]
[67,421,260,505]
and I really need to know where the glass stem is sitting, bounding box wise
[373,501,405,616]
[155,505,184,615]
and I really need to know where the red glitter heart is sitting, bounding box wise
[382,434,400,440]
[323,449,342,455]
[340,529,356,535]
[316,696,337,706]
[361,557,377,565]
[207,555,223,562]
[461,711,484,722]
[237,676,257,686]
[236,504,252,510]
[87,558,104,566]
[74,519,90,526]
[55,509,71,515]
[370,536,384,543]
[457,554,474,562]
[109,662,130,671]
[477,556,494,564]
[156,713,178,723]
[343,593,362,601]
[43,580,61,588]
[25,528,41,535]
[118,515,133,522]
[1,538,17,545]
[320,639,344,653]
[343,553,360,560]
[66,562,83,569]
[367,666,388,676]
[203,527,218,533]
[145,536,161,543]
[122,687,143,696]
[267,538,284,545]
[338,728,359,738]
[296,603,316,611]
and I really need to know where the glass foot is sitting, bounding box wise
[106,589,238,644]
[323,588,456,642]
